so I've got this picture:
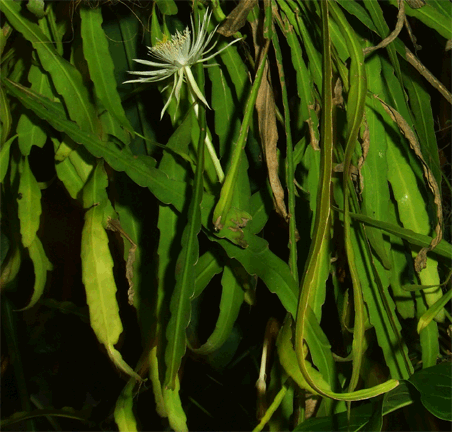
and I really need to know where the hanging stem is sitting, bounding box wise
[188,89,225,183]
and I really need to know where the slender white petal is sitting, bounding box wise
[200,37,242,63]
[174,68,185,103]
[127,69,173,77]
[160,73,179,119]
[123,76,171,84]
[133,58,178,68]
[184,66,209,108]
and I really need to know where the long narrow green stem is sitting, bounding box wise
[186,65,224,182]
[252,381,289,432]
[294,0,334,397]
[190,93,225,183]
[212,40,271,230]
[329,0,367,395]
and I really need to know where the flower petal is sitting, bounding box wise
[184,66,209,108]
[200,37,242,63]
[160,73,179,119]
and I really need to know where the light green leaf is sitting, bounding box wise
[417,288,452,334]
[350,219,413,380]
[16,236,52,311]
[389,232,416,319]
[148,346,167,418]
[81,162,139,380]
[386,106,444,322]
[362,51,392,270]
[428,0,452,20]
[163,378,188,432]
[53,137,95,201]
[277,317,329,396]
[343,210,452,261]
[114,378,138,432]
[80,6,133,140]
[17,64,51,156]
[17,156,41,248]
[416,291,439,368]
[26,0,45,19]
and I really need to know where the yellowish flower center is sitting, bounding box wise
[153,29,190,59]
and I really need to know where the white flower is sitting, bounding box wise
[124,10,241,119]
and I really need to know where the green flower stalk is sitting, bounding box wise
[124,10,241,182]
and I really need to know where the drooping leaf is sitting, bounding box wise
[81,161,140,380]
[208,230,298,316]
[16,236,52,311]
[409,362,452,421]
[193,251,223,299]
[191,263,244,355]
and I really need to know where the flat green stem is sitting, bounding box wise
[329,0,367,394]
[294,0,335,398]
[212,40,271,230]
[294,0,399,401]
[252,381,289,432]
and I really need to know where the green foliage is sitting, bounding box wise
[1,0,450,431]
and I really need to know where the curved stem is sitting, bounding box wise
[188,86,225,183]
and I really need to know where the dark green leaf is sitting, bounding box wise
[409,362,452,421]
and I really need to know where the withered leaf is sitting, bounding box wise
[217,0,258,37]
[107,217,137,306]
[250,15,288,220]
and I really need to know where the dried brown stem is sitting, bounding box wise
[405,47,452,105]
[363,0,405,56]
